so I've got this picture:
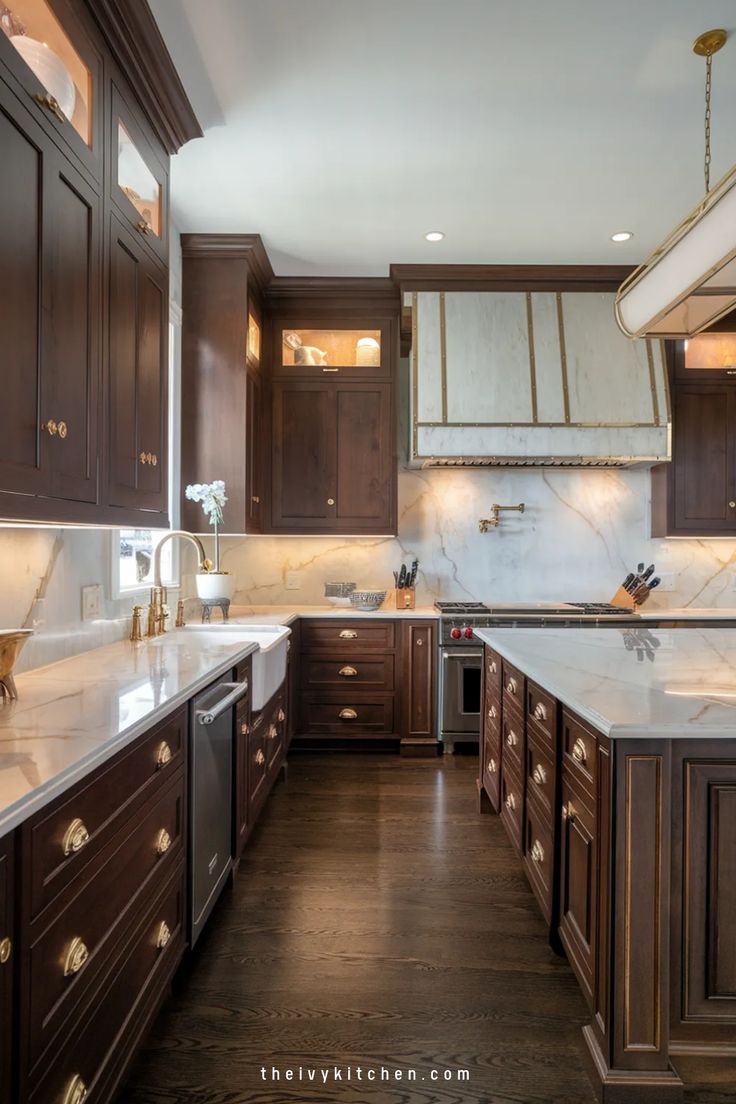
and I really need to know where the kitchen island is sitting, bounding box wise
[475,626,736,1104]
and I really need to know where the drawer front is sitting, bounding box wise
[485,648,502,697]
[300,654,395,691]
[483,694,500,731]
[499,760,524,853]
[524,794,555,923]
[502,661,525,711]
[249,720,268,808]
[300,620,396,652]
[27,707,186,920]
[559,773,597,1005]
[483,727,501,809]
[526,732,555,822]
[526,680,557,749]
[501,708,524,773]
[299,694,395,736]
[29,866,184,1104]
[561,711,597,801]
[27,775,184,1068]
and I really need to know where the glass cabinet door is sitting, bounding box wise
[117,121,161,237]
[682,332,736,379]
[111,84,168,264]
[247,310,261,367]
[0,0,98,168]
[278,326,386,376]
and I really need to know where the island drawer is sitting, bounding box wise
[502,661,525,711]
[29,865,185,1104]
[485,648,502,698]
[561,710,597,801]
[482,730,501,808]
[523,794,555,923]
[300,654,395,691]
[300,620,396,652]
[26,774,185,1070]
[501,709,524,773]
[298,694,395,737]
[525,732,556,823]
[25,706,187,920]
[500,760,524,853]
[525,681,558,749]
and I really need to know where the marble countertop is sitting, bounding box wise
[0,632,265,836]
[228,604,439,620]
[475,626,736,739]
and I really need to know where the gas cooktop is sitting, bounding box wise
[434,602,490,615]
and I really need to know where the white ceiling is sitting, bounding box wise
[150,0,736,276]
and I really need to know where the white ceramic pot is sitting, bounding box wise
[195,573,235,602]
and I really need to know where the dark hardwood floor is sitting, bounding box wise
[121,755,727,1104]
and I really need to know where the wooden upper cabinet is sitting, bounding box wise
[107,217,168,517]
[0,78,100,510]
[0,0,103,183]
[110,81,169,267]
[275,320,391,379]
[272,382,334,528]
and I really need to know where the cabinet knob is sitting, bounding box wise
[43,419,58,436]
[62,818,90,856]
[0,937,11,964]
[729,501,736,509]
[139,451,148,465]
[34,91,66,122]
[416,637,424,646]
[327,498,335,506]
[63,936,89,977]
[530,840,545,864]
[339,665,358,677]
[571,737,587,764]
[241,722,249,736]
[156,920,171,949]
[62,1075,88,1104]
[252,495,260,504]
[339,708,358,720]
[155,828,172,855]
[277,708,286,723]
[156,741,173,768]
[268,724,278,740]
[532,764,547,786]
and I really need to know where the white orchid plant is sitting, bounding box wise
[185,480,228,572]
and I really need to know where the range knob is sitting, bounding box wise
[450,627,462,640]
[463,626,474,639]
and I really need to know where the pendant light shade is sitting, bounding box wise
[615,164,736,337]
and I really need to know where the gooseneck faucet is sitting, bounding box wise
[146,531,212,636]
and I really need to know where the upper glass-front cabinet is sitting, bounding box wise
[682,333,736,378]
[278,326,387,377]
[0,0,100,174]
[117,121,161,237]
[247,311,261,367]
[111,84,168,264]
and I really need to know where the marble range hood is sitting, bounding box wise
[409,290,671,468]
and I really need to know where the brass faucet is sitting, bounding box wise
[479,503,525,533]
[129,605,143,642]
[145,531,212,637]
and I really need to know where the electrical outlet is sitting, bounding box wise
[81,584,102,620]
[286,571,302,591]
[656,572,675,593]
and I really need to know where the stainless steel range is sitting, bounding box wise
[435,599,639,752]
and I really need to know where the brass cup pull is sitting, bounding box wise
[268,723,278,740]
[255,748,265,766]
[156,741,172,769]
[62,1075,88,1104]
[155,828,172,855]
[571,737,587,764]
[62,818,90,856]
[530,840,544,864]
[151,453,158,466]
[532,764,547,786]
[277,708,286,723]
[487,758,497,774]
[137,219,152,235]
[34,91,66,122]
[339,629,358,639]
[505,730,518,748]
[562,801,576,823]
[156,920,171,949]
[339,665,358,677]
[504,792,516,811]
[57,420,68,439]
[533,702,548,722]
[0,937,11,964]
[63,936,89,977]
[339,708,358,720]
[506,677,518,695]
[489,661,497,675]
[241,722,249,736]
[488,705,497,719]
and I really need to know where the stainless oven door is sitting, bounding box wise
[441,649,482,737]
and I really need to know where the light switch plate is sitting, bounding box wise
[286,571,302,591]
[82,584,103,620]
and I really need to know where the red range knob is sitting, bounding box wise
[450,627,462,640]
[463,626,474,639]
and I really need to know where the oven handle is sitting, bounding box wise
[441,650,482,662]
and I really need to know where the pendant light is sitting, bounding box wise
[615,29,736,338]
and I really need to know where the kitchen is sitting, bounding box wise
[1,2,736,1102]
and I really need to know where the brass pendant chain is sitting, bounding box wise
[704,50,713,194]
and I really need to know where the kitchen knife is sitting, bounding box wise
[648,577,661,589]
[642,564,655,582]
[623,573,635,593]
[398,564,407,589]
[408,559,418,587]
[637,562,645,574]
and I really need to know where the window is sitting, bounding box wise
[112,529,179,598]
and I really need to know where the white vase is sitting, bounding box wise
[195,573,235,602]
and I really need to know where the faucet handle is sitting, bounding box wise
[129,605,143,642]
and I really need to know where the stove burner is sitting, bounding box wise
[567,602,634,615]
[434,601,490,614]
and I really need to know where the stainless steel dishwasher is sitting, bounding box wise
[189,670,249,945]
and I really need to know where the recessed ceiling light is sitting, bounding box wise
[611,231,634,243]
[424,231,444,242]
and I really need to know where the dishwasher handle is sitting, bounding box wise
[196,680,249,726]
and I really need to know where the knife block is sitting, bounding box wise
[395,587,416,610]
[609,585,638,611]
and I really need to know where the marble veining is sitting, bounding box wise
[475,627,736,738]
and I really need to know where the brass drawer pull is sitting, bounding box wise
[506,677,518,695]
[268,723,278,740]
[63,936,89,977]
[505,729,518,748]
[530,840,545,864]
[57,420,68,439]
[532,764,547,786]
[34,91,66,122]
[339,665,358,677]
[156,741,172,768]
[62,1075,88,1104]
[571,737,587,764]
[62,818,90,856]
[504,792,516,811]
[156,920,171,949]
[487,758,497,774]
[562,801,576,823]
[241,722,249,736]
[255,748,265,766]
[488,704,497,719]
[155,828,172,855]
[489,660,497,675]
[339,708,358,720]
[0,937,11,964]
[533,702,548,722]
[252,495,260,504]
[137,219,152,235]
[277,708,286,723]
[339,629,358,639]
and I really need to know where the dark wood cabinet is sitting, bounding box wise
[0,833,14,1104]
[107,217,168,517]
[245,366,265,533]
[558,770,597,1006]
